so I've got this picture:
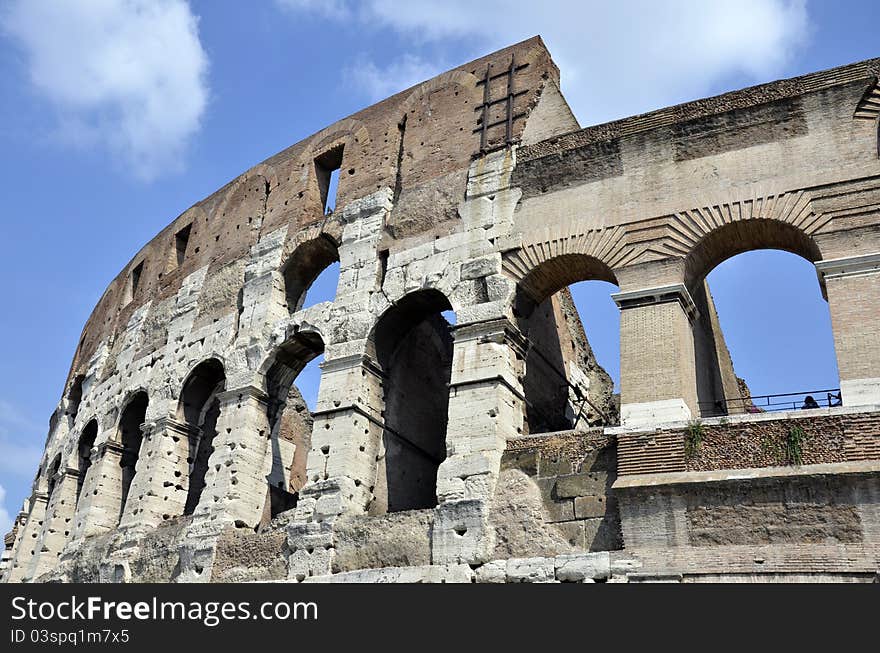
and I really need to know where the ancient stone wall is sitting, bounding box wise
[4,38,880,583]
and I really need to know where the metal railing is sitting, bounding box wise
[699,389,842,417]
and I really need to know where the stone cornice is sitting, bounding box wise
[611,283,699,321]
[145,417,201,442]
[815,252,880,280]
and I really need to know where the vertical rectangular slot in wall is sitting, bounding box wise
[127,261,144,304]
[378,249,389,288]
[315,145,344,214]
[174,224,192,268]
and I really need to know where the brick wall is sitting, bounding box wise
[617,410,880,476]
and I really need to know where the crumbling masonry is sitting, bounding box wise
[4,37,880,583]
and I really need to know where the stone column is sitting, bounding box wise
[5,494,47,583]
[299,354,384,521]
[433,316,526,565]
[70,441,124,540]
[193,386,273,528]
[284,354,383,580]
[25,468,80,581]
[119,418,197,530]
[613,284,700,427]
[816,253,880,406]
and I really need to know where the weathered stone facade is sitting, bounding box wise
[4,37,880,583]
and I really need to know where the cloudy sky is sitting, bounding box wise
[0,0,877,534]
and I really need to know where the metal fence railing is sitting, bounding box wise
[699,389,842,418]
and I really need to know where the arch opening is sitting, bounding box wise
[262,332,325,522]
[370,289,454,514]
[281,236,340,314]
[66,375,85,419]
[515,255,621,433]
[177,359,226,516]
[696,248,840,417]
[118,392,148,522]
[45,454,62,501]
[75,420,98,502]
[684,219,824,295]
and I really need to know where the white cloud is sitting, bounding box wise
[277,0,810,125]
[346,54,441,102]
[0,484,12,537]
[3,0,209,180]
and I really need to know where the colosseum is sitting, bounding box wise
[3,37,879,583]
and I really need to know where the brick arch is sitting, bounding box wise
[503,225,634,306]
[213,164,280,221]
[683,217,824,293]
[504,225,633,321]
[304,119,371,159]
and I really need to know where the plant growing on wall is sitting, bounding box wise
[785,425,808,466]
[760,423,809,466]
[684,420,703,460]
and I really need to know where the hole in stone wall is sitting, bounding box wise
[173,223,192,269]
[126,261,144,304]
[315,145,344,215]
[377,249,389,289]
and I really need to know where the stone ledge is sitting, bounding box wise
[605,404,880,435]
[613,459,880,490]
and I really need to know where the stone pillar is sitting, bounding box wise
[433,317,526,565]
[70,441,124,540]
[119,418,197,530]
[613,284,700,427]
[193,386,272,528]
[5,494,47,583]
[299,354,384,522]
[283,354,382,581]
[816,253,880,406]
[25,468,80,581]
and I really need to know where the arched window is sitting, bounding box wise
[177,359,226,515]
[117,392,148,522]
[281,236,340,313]
[66,375,85,419]
[699,249,838,415]
[370,289,454,513]
[45,454,61,500]
[515,254,621,433]
[684,220,838,416]
[263,332,325,520]
[75,420,98,501]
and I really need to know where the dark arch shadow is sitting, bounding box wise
[369,289,454,513]
[178,359,226,516]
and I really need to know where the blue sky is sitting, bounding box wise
[0,0,877,533]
